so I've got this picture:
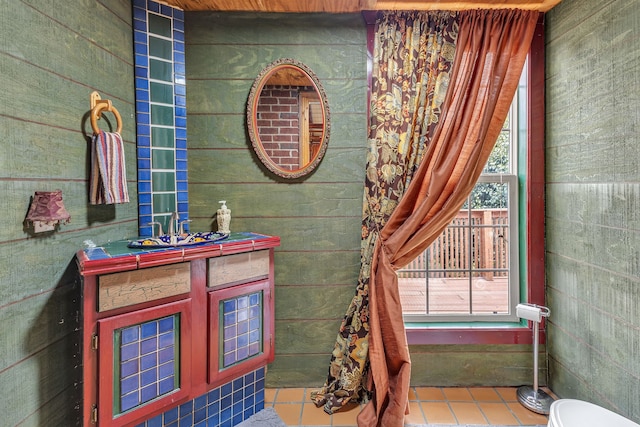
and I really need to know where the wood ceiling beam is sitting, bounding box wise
[161,0,562,13]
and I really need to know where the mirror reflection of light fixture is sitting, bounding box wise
[25,190,71,233]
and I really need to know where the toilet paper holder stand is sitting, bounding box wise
[516,303,555,415]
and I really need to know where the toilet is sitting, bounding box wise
[548,399,640,427]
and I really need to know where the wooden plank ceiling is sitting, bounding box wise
[162,0,562,13]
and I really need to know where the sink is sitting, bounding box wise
[127,231,229,248]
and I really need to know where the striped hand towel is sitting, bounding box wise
[89,131,130,204]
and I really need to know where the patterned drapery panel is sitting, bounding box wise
[311,9,459,415]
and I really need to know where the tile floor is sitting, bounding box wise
[265,387,551,426]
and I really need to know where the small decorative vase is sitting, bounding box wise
[216,200,231,234]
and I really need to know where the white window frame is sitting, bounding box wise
[400,72,526,324]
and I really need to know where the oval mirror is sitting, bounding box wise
[247,58,330,179]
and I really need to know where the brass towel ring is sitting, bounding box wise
[89,91,123,134]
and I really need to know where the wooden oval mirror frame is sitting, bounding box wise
[247,58,330,179]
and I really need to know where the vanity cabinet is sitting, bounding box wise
[76,232,279,427]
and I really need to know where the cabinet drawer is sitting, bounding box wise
[208,250,269,289]
[98,263,191,312]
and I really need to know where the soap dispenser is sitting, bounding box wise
[216,200,231,234]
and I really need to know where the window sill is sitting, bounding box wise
[405,323,545,345]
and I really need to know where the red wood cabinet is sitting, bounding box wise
[76,233,280,426]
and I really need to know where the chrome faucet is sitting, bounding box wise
[168,211,179,236]
[148,221,164,237]
[179,219,192,235]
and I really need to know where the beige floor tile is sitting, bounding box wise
[495,387,518,402]
[300,402,332,426]
[478,402,519,425]
[265,388,277,404]
[469,387,502,402]
[407,387,418,401]
[415,386,446,401]
[273,403,303,425]
[404,401,426,424]
[507,401,549,425]
[449,401,486,424]
[268,386,552,426]
[276,388,307,403]
[421,401,457,424]
[442,387,474,401]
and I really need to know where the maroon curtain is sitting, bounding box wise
[358,10,539,426]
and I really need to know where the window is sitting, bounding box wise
[398,40,545,335]
[399,71,525,323]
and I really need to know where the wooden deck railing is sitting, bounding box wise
[398,209,509,280]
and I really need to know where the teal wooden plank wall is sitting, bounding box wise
[6,2,639,423]
[184,12,539,389]
[546,0,640,422]
[184,12,370,386]
[0,0,138,424]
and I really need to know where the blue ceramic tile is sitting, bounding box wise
[138,180,152,193]
[121,375,139,395]
[135,42,148,56]
[141,320,158,338]
[164,407,179,423]
[175,117,187,128]
[223,300,236,312]
[237,320,248,335]
[237,334,248,348]
[221,383,232,398]
[141,383,157,403]
[159,376,175,395]
[121,343,139,361]
[177,202,189,213]
[122,326,139,344]
[180,401,193,417]
[208,388,220,403]
[224,353,236,367]
[158,361,174,378]
[137,124,151,137]
[136,101,150,113]
[141,353,157,370]
[141,368,157,387]
[159,317,174,333]
[148,0,160,13]
[136,77,150,90]
[134,19,147,32]
[134,30,148,44]
[140,337,158,355]
[139,193,152,204]
[121,392,140,412]
[223,312,236,327]
[135,54,149,68]
[135,66,148,78]
[148,414,163,427]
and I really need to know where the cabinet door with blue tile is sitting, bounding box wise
[207,280,274,387]
[97,299,192,427]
